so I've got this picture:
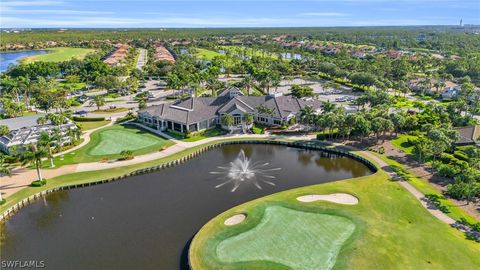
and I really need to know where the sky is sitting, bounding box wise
[1,0,479,28]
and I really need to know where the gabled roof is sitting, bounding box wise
[0,114,46,130]
[139,92,323,125]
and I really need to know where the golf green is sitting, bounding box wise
[217,206,355,270]
[88,128,163,156]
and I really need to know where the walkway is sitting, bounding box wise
[355,149,455,225]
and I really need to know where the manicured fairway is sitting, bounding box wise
[22,47,96,63]
[89,128,162,156]
[195,48,223,60]
[217,206,355,270]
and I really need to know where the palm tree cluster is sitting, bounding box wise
[300,102,400,143]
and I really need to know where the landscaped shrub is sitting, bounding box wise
[453,151,469,162]
[251,125,265,134]
[437,164,460,178]
[184,130,192,138]
[119,150,134,160]
[31,179,47,187]
[73,116,106,122]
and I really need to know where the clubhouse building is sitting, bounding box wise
[138,87,323,133]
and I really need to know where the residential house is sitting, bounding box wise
[0,114,77,154]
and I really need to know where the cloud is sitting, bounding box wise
[0,16,284,27]
[300,12,349,17]
[3,9,114,15]
[1,1,63,7]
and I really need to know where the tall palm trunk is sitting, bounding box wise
[35,160,43,181]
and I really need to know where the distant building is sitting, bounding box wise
[0,114,77,154]
[441,83,462,99]
[454,125,480,146]
[153,45,175,63]
[138,87,323,133]
[103,44,130,66]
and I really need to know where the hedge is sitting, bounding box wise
[73,116,106,122]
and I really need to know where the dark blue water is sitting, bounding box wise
[0,50,50,72]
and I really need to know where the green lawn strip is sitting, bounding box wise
[92,107,129,114]
[183,128,226,142]
[374,153,477,224]
[0,137,271,212]
[74,120,111,131]
[190,170,480,270]
[22,47,97,63]
[391,134,418,155]
[42,125,174,168]
[164,128,226,142]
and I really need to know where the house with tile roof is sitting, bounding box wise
[138,87,323,133]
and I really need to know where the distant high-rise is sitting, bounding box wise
[460,18,463,27]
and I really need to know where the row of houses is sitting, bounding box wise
[0,114,77,154]
[153,45,175,63]
[407,79,480,100]
[138,87,323,133]
[103,44,130,66]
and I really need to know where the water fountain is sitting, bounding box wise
[210,149,281,192]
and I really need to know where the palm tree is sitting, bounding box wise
[241,74,255,96]
[91,95,106,110]
[19,144,48,183]
[299,106,316,127]
[0,153,12,203]
[221,114,235,128]
[321,100,336,113]
[38,131,60,168]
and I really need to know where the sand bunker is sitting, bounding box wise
[296,193,358,205]
[224,214,247,226]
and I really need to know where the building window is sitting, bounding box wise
[274,119,281,125]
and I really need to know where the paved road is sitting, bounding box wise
[136,48,147,70]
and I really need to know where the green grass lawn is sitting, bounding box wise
[22,47,97,63]
[184,128,226,142]
[74,120,111,131]
[92,107,129,114]
[373,153,477,224]
[190,169,480,270]
[217,206,356,270]
[43,125,174,168]
[391,134,418,155]
[165,127,226,142]
[194,48,223,60]
[58,82,86,90]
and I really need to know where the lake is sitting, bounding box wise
[0,50,50,72]
[0,143,373,270]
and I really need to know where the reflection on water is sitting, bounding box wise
[1,144,372,270]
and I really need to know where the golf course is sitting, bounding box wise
[21,47,97,63]
[189,169,480,270]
